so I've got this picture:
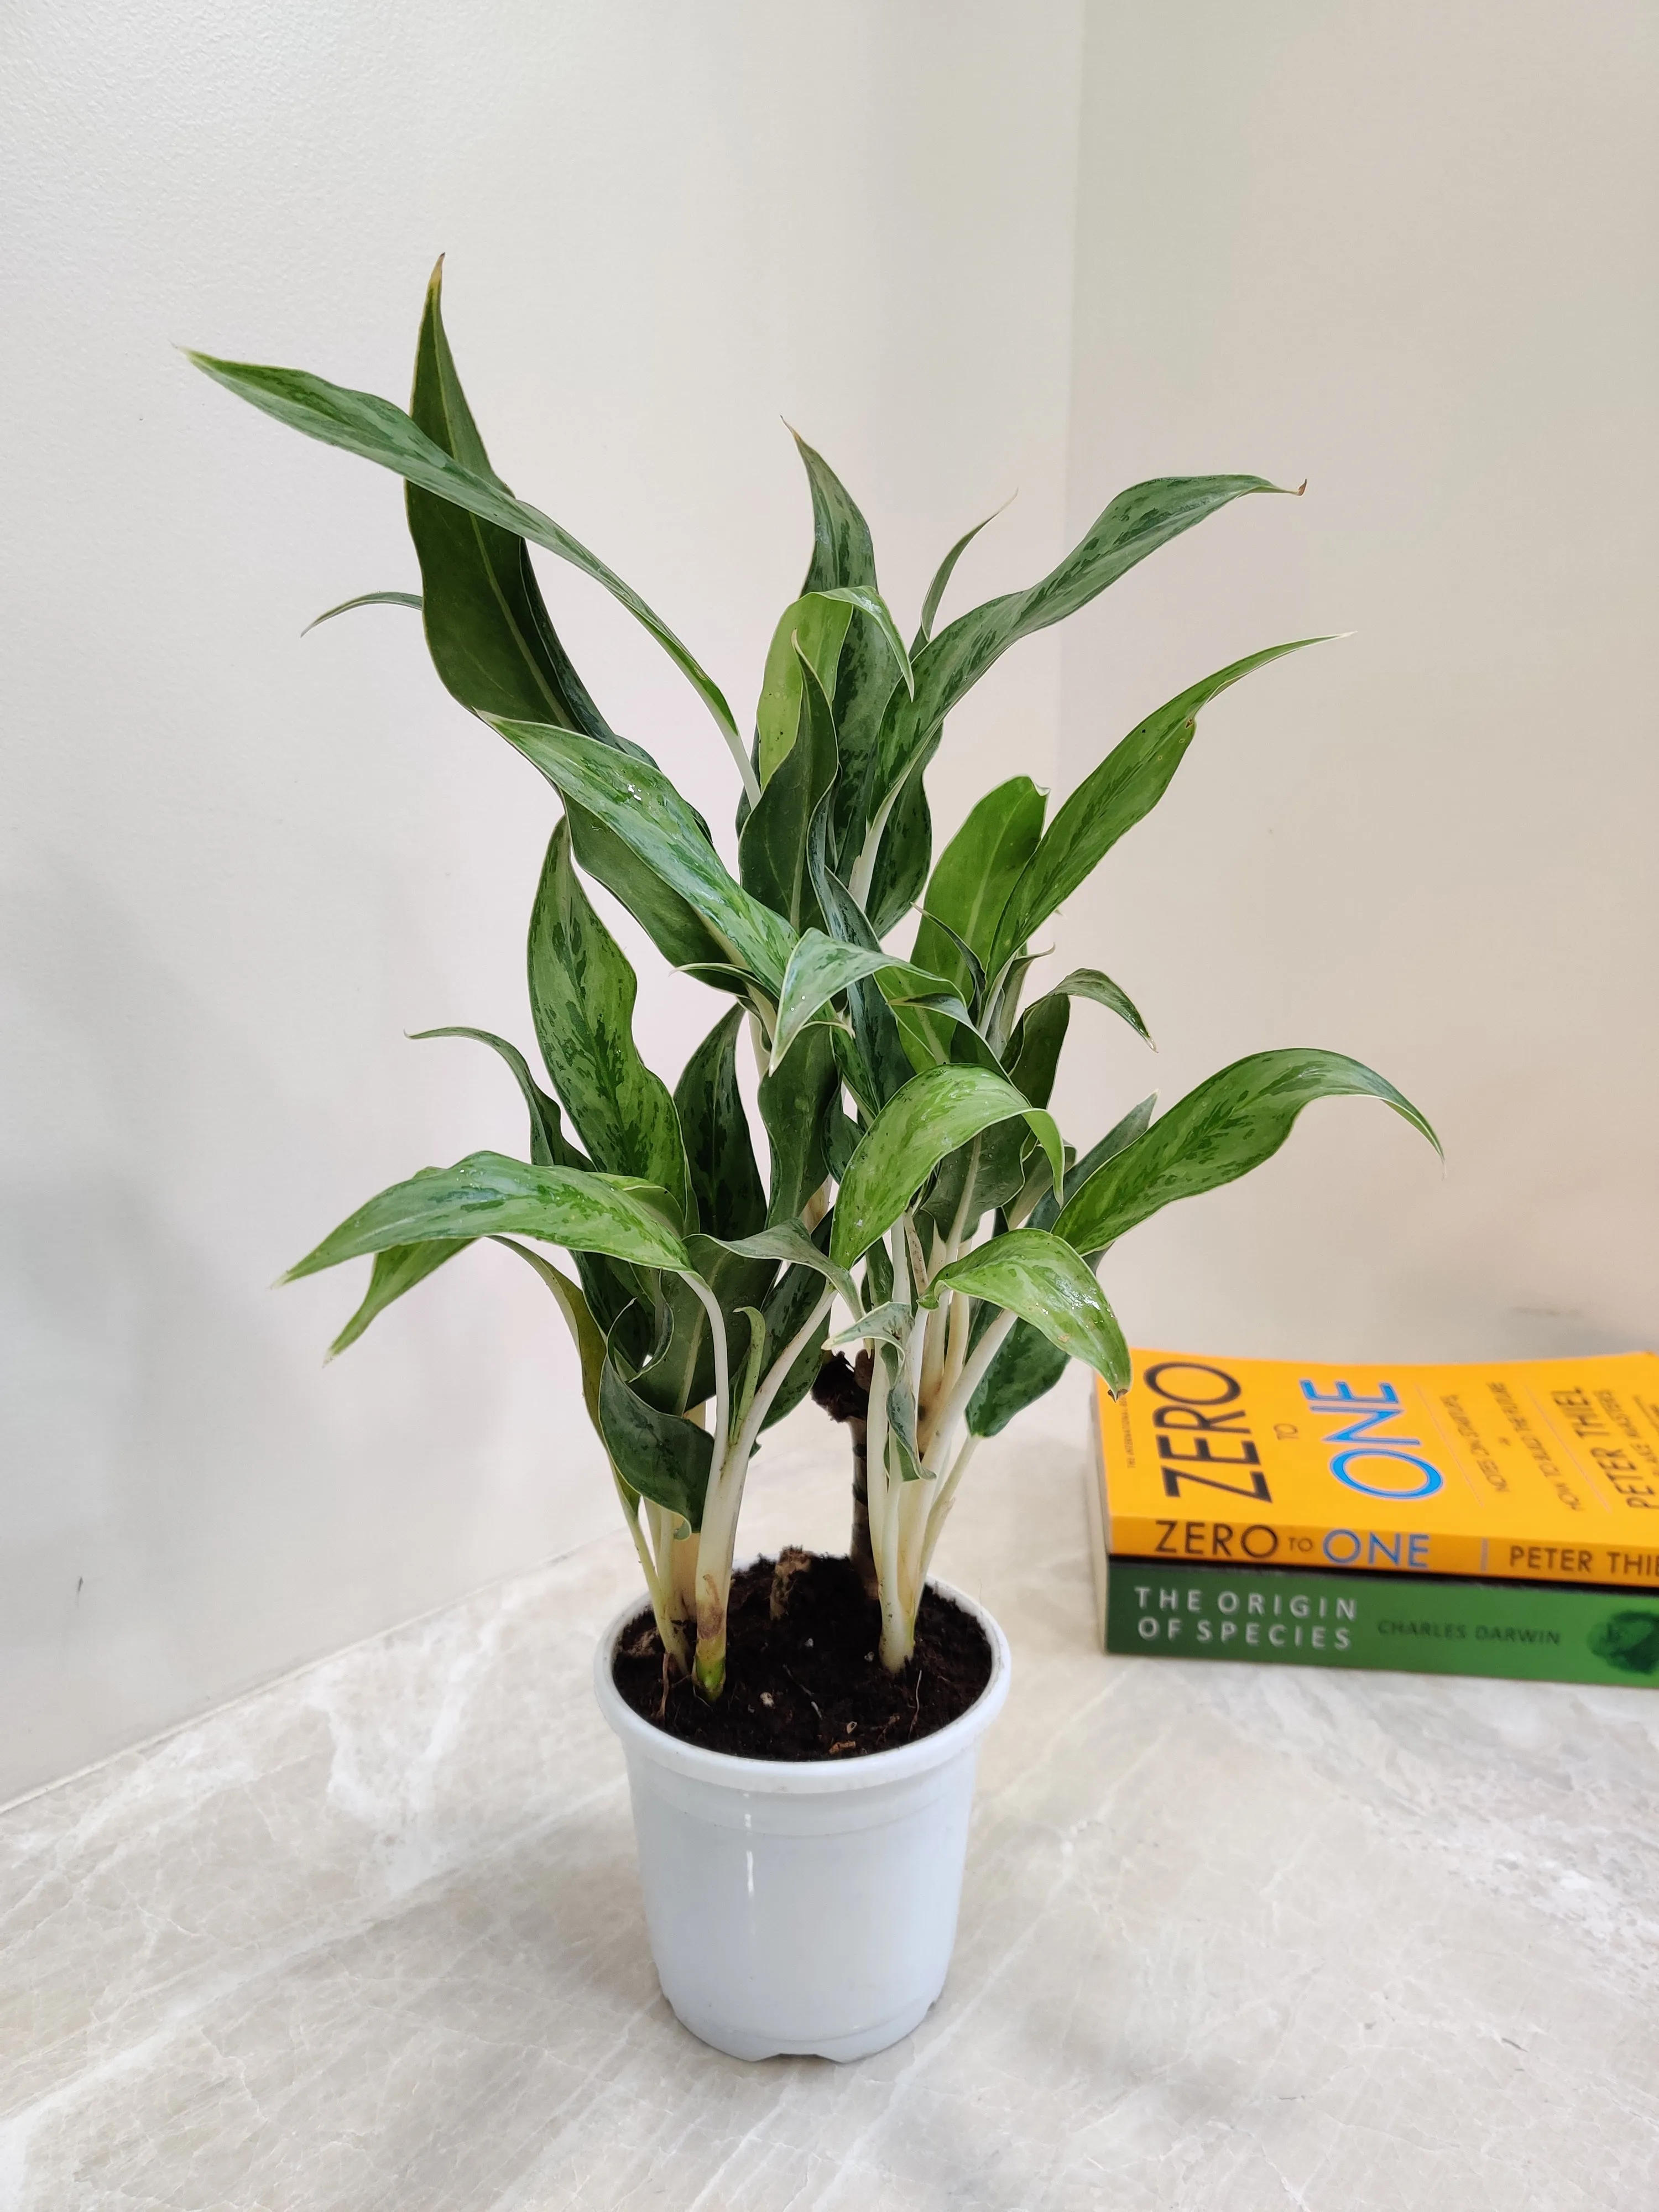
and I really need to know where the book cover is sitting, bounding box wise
[1094,1348,1659,1590]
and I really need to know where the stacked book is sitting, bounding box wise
[1087,1349,1659,1686]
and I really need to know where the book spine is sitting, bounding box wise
[1104,1557,1659,1688]
[1107,1510,1659,1590]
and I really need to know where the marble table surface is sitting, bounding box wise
[5,1394,1658,2211]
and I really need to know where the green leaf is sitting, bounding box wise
[403,267,732,977]
[755,1239,838,1431]
[406,265,626,741]
[828,1300,911,1353]
[674,1009,766,1240]
[599,1335,712,1530]
[923,1228,1129,1393]
[757,1021,837,1225]
[769,929,956,1073]
[633,1237,778,1417]
[1032,1095,1159,1231]
[988,641,1316,974]
[410,1024,651,1336]
[913,503,1007,650]
[817,586,913,700]
[790,430,902,877]
[865,763,933,939]
[284,1152,692,1280]
[494,1238,608,1434]
[1055,1049,1441,1255]
[494,718,796,991]
[755,593,854,785]
[966,1325,1068,1439]
[528,821,688,1222]
[915,1125,1029,1244]
[739,648,838,932]
[794,427,878,596]
[717,1220,860,1316]
[912,777,1045,993]
[730,1304,769,1434]
[802,826,918,1115]
[831,1066,1064,1269]
[302,589,421,635]
[327,1231,466,1357]
[1004,992,1070,1110]
[410,1026,579,1168]
[880,1352,925,1483]
[567,808,733,978]
[968,1093,1161,1432]
[1018,968,1153,1052]
[869,476,1290,873]
[187,333,745,774]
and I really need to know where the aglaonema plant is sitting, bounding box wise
[191,263,1438,1699]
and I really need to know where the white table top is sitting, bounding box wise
[5,1393,1657,2209]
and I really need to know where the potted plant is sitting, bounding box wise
[190,265,1438,2061]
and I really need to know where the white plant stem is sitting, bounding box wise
[622,1483,688,1671]
[725,721,762,808]
[692,1281,838,1695]
[922,1307,1018,1477]
[872,1346,912,1670]
[679,1270,733,1481]
[920,1431,980,1585]
[864,1337,892,1569]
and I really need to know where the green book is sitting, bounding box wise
[1102,1556,1659,1688]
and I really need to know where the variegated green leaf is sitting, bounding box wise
[496,718,796,992]
[770,929,956,1073]
[1004,993,1070,1112]
[988,641,1317,974]
[599,1335,712,1529]
[790,431,901,877]
[528,821,688,1223]
[755,593,854,786]
[1015,969,1153,1053]
[1055,1050,1440,1255]
[189,330,745,775]
[717,1220,860,1315]
[831,1066,1064,1269]
[755,1244,839,1432]
[327,1226,465,1357]
[302,589,421,635]
[284,1152,691,1280]
[411,1026,577,1169]
[494,1238,609,1434]
[911,776,1045,1000]
[674,1008,766,1240]
[923,1228,1129,1394]
[912,502,1006,650]
[756,1021,837,1226]
[817,587,912,699]
[967,1095,1161,1435]
[740,649,838,932]
[868,477,1290,880]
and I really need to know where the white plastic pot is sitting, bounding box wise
[593,1579,1011,2062]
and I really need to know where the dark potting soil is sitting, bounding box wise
[611,1552,993,1761]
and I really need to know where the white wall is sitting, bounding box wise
[0,0,1086,1802]
[1051,0,1657,1364]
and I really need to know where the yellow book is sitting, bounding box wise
[1094,1348,1659,1593]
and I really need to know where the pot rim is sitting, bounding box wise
[592,1569,1011,1795]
